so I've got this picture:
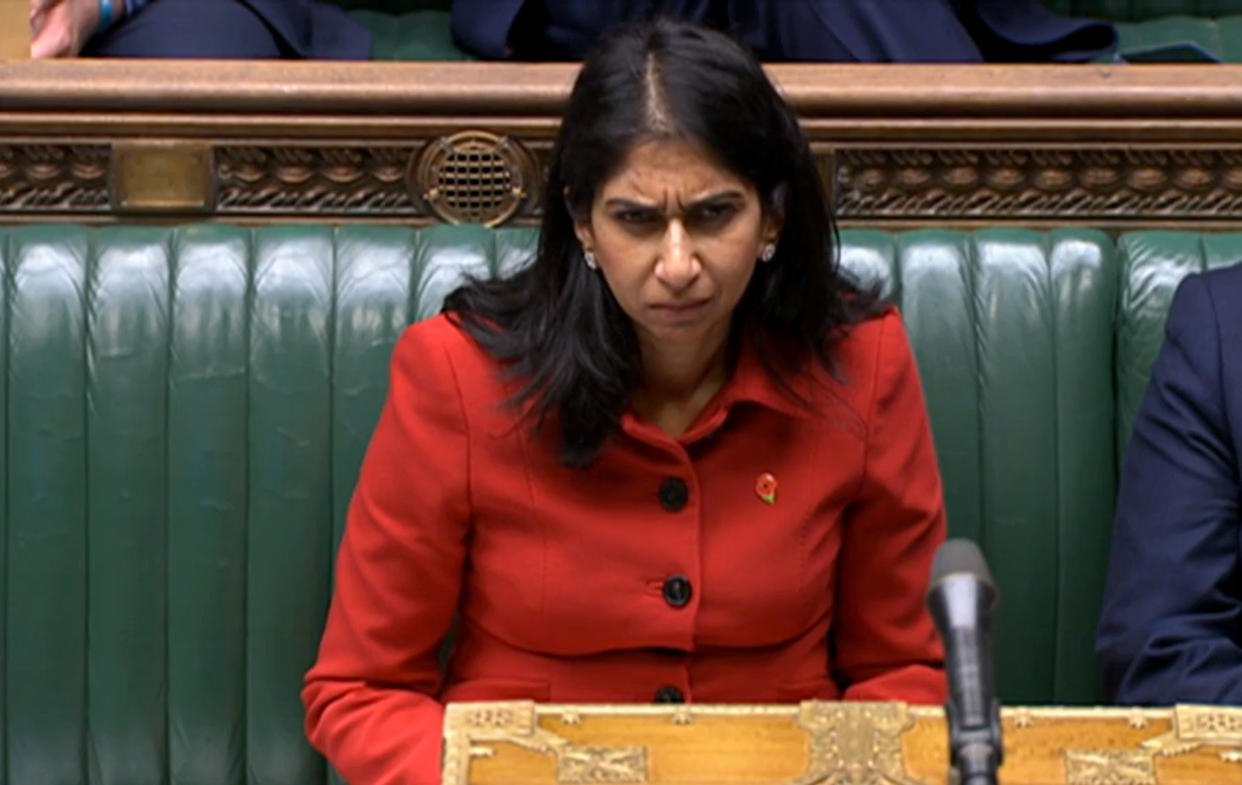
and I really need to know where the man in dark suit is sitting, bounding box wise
[1097,263,1242,704]
[453,0,1116,62]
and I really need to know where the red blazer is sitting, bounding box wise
[303,308,947,785]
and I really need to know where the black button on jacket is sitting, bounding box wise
[662,575,692,608]
[658,477,688,511]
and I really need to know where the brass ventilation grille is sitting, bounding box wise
[412,131,534,226]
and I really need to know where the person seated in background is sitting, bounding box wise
[302,19,948,785]
[29,0,370,59]
[458,0,1117,62]
[1097,262,1242,704]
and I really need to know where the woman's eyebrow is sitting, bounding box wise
[688,190,746,206]
[603,197,659,210]
[603,190,746,211]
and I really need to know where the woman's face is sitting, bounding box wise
[573,138,781,352]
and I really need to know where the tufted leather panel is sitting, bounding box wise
[1115,231,1242,457]
[840,229,1119,704]
[0,223,1221,784]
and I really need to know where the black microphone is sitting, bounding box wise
[925,539,1003,785]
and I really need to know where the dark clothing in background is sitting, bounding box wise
[85,0,371,59]
[1097,264,1242,704]
[453,0,1117,62]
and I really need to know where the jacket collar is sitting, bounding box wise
[619,334,815,448]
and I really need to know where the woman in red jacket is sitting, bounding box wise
[304,19,947,785]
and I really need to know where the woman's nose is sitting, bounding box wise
[655,220,700,290]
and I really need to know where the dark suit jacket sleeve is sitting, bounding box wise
[1097,273,1242,704]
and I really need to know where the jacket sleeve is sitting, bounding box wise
[835,311,948,704]
[1096,274,1242,704]
[302,324,471,785]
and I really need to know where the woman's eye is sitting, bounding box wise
[616,210,657,226]
[693,203,736,224]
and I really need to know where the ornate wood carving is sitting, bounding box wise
[1064,748,1157,785]
[8,63,1242,226]
[442,702,650,785]
[13,140,1242,225]
[834,148,1242,221]
[17,141,1242,225]
[0,144,109,213]
[215,145,420,215]
[195,136,545,223]
[443,702,1242,785]
[557,746,648,784]
[793,702,921,785]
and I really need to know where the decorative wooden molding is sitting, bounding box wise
[833,148,1242,220]
[6,61,1242,226]
[7,61,1242,118]
[0,143,109,212]
[215,145,420,216]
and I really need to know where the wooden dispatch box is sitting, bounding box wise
[442,700,1242,785]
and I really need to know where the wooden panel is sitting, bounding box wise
[0,0,27,60]
[112,142,214,213]
[444,702,1242,785]
[5,62,1242,226]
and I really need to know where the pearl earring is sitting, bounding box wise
[760,243,776,263]
[583,249,598,270]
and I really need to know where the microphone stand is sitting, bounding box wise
[926,539,1004,785]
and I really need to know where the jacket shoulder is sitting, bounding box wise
[1197,261,1242,311]
[395,313,489,363]
[831,305,908,379]
[392,314,512,410]
[1167,262,1242,339]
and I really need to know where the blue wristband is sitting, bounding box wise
[98,0,116,31]
[123,0,152,18]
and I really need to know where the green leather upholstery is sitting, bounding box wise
[1110,14,1242,59]
[1116,232,1242,453]
[331,0,466,60]
[844,229,1120,705]
[1047,0,1242,18]
[350,8,465,60]
[0,223,1237,784]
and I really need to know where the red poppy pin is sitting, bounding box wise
[755,472,778,505]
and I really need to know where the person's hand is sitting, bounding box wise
[30,0,102,58]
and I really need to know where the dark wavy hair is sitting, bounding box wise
[444,18,877,467]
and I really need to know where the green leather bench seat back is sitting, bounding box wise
[1116,231,1242,453]
[329,0,467,60]
[0,224,1230,785]
[1110,14,1242,59]
[1028,1,1242,60]
[842,229,1119,705]
[349,8,466,60]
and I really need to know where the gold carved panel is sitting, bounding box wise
[443,702,1242,785]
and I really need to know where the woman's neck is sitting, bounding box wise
[631,327,731,438]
